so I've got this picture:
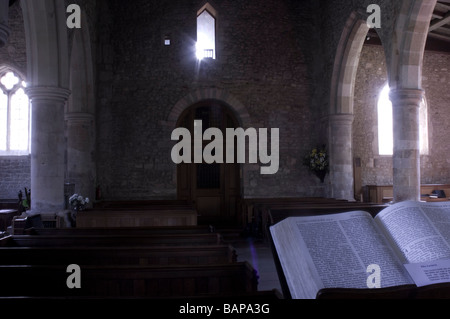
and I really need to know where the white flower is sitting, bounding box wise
[69,193,89,210]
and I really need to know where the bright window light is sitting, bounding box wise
[378,85,393,156]
[0,70,31,155]
[378,84,429,156]
[1,72,19,91]
[196,10,215,60]
[0,91,7,151]
[10,88,30,151]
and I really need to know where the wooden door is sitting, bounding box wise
[176,101,241,226]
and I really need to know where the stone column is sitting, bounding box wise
[389,89,424,202]
[65,113,96,205]
[26,87,71,215]
[328,113,355,201]
[0,0,11,47]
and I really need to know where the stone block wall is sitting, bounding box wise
[422,50,450,184]
[353,43,450,188]
[0,1,26,73]
[95,0,326,200]
[0,156,30,199]
[0,1,29,199]
[1,0,448,202]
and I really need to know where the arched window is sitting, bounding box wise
[378,84,429,156]
[196,4,216,60]
[0,70,30,156]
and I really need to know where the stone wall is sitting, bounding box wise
[0,156,30,199]
[318,0,401,118]
[353,43,450,189]
[422,50,450,184]
[0,1,26,74]
[96,0,326,200]
[2,0,448,202]
[0,1,29,199]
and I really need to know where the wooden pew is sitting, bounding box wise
[241,197,349,227]
[0,244,237,266]
[0,262,258,298]
[0,209,19,232]
[240,197,347,225]
[25,225,215,236]
[256,201,386,241]
[0,233,223,247]
[75,199,198,228]
[93,199,194,210]
[0,199,18,210]
[76,208,198,228]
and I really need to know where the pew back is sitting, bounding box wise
[0,262,258,298]
[76,209,198,228]
[0,245,237,266]
[0,233,223,247]
[25,225,214,236]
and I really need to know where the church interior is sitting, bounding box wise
[1,0,450,304]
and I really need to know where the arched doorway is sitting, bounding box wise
[176,100,241,227]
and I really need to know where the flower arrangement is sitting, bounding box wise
[69,194,89,211]
[304,145,329,182]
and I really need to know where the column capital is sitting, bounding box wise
[26,86,71,103]
[389,88,424,105]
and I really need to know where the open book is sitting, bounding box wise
[270,201,450,299]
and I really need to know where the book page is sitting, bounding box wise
[404,259,450,287]
[270,211,412,299]
[375,201,450,264]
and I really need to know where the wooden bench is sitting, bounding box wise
[24,225,215,236]
[0,262,258,298]
[93,200,194,209]
[0,233,223,247]
[76,209,198,228]
[240,197,347,224]
[0,199,18,210]
[241,197,350,235]
[0,209,19,232]
[0,244,237,266]
[366,184,450,204]
[242,198,386,240]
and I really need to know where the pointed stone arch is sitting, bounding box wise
[330,11,371,115]
[388,0,437,90]
[328,11,377,201]
[167,88,251,129]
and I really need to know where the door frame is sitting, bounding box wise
[175,99,242,226]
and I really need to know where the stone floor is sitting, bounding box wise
[229,236,284,295]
